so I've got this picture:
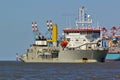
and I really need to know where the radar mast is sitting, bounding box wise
[76,6,92,28]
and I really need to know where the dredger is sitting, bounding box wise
[20,6,108,63]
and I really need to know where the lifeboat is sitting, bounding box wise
[61,40,68,47]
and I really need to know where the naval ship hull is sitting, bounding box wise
[20,46,108,63]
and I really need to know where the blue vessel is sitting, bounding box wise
[101,27,120,62]
[106,54,120,61]
[105,45,120,62]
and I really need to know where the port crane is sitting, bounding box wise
[101,27,107,38]
[111,26,117,36]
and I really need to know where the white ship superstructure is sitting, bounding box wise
[62,6,102,50]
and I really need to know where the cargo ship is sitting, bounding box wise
[101,27,120,62]
[19,6,108,63]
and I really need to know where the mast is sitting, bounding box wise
[76,6,92,28]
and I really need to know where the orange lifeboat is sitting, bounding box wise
[61,40,68,47]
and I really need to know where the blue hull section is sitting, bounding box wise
[105,53,120,62]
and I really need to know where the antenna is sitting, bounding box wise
[32,22,35,32]
[35,22,39,32]
[46,20,53,39]
[80,6,85,22]
[50,20,53,27]
[46,20,53,30]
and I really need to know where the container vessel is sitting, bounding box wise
[101,27,120,62]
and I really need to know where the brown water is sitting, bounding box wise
[0,61,120,80]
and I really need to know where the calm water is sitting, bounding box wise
[0,61,120,80]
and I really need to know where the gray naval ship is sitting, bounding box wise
[20,6,108,63]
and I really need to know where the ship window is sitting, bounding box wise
[83,39,86,41]
[92,32,100,38]
[76,39,78,41]
[80,32,83,35]
[66,32,69,35]
[67,38,70,42]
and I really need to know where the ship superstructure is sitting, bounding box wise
[20,6,108,63]
[63,7,101,49]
